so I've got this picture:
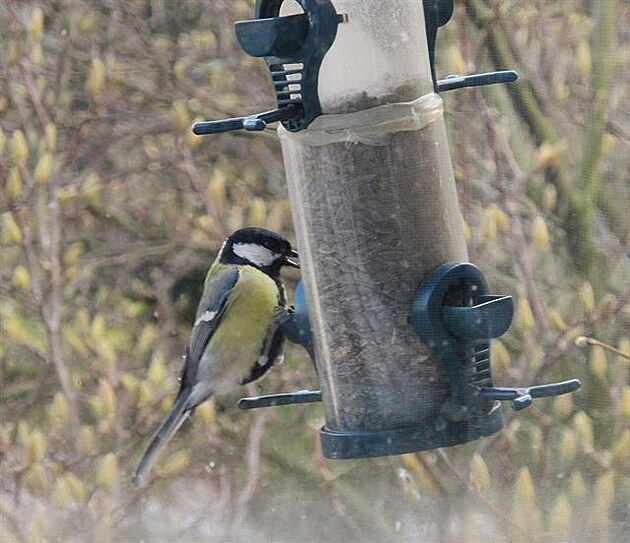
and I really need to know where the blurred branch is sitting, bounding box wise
[19,58,50,130]
[0,503,27,543]
[179,140,224,239]
[475,91,551,341]
[573,0,618,279]
[437,449,542,543]
[261,439,394,540]
[575,335,630,360]
[328,484,365,541]
[231,408,271,532]
[465,0,598,276]
[18,54,80,433]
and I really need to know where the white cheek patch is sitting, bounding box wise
[233,242,279,268]
[195,310,217,327]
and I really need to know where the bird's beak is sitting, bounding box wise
[284,249,300,268]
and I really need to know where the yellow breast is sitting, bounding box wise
[207,266,280,390]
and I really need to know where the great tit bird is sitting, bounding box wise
[133,227,299,486]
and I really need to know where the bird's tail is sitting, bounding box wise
[133,389,192,487]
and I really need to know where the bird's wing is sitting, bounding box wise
[240,305,291,385]
[180,267,240,389]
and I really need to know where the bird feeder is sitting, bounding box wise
[195,0,580,459]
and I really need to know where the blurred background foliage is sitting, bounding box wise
[0,0,628,541]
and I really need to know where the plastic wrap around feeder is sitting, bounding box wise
[194,0,581,460]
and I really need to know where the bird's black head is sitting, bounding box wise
[220,227,299,277]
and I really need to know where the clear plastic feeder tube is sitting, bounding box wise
[281,0,468,434]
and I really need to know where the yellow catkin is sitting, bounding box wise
[33,151,52,184]
[469,453,491,495]
[576,40,592,78]
[82,172,101,205]
[568,470,587,503]
[98,379,117,421]
[611,429,629,469]
[481,207,497,241]
[547,309,567,331]
[51,478,72,509]
[90,313,106,342]
[514,466,536,506]
[532,216,549,246]
[10,130,29,165]
[400,453,437,494]
[266,202,287,233]
[87,57,106,97]
[120,372,140,401]
[78,12,97,34]
[2,212,23,244]
[491,339,511,374]
[49,391,70,430]
[542,184,557,212]
[494,206,510,233]
[515,296,535,332]
[137,327,156,353]
[208,168,227,207]
[590,472,615,527]
[548,492,572,535]
[76,308,90,334]
[137,381,154,408]
[618,338,629,370]
[512,466,541,530]
[460,215,471,243]
[6,167,22,200]
[228,206,244,231]
[534,140,567,169]
[76,425,95,457]
[620,387,630,419]
[64,472,87,504]
[559,428,577,464]
[96,452,118,489]
[17,421,31,448]
[530,426,544,457]
[553,393,573,419]
[30,44,44,68]
[589,346,608,382]
[26,429,47,467]
[448,44,466,74]
[7,40,19,66]
[572,412,594,453]
[248,197,267,227]
[172,100,189,132]
[24,465,48,494]
[12,265,31,292]
[194,400,215,427]
[28,7,44,41]
[45,123,57,152]
[148,352,167,386]
[578,282,595,314]
[159,450,190,477]
[574,335,589,348]
[187,119,203,148]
